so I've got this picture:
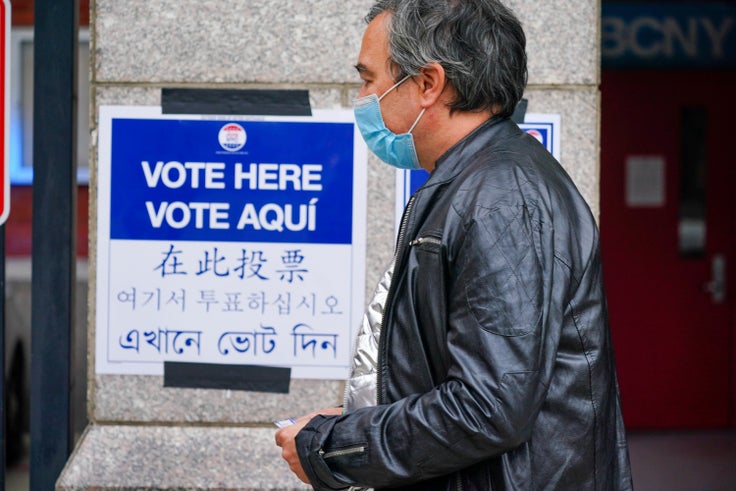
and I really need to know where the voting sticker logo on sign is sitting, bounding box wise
[218,123,247,152]
[525,129,544,145]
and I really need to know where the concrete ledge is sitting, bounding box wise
[57,424,311,490]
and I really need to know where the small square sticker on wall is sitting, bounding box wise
[625,156,665,207]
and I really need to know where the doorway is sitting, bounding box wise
[600,70,736,428]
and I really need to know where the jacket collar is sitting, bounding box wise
[426,116,520,187]
[399,116,522,249]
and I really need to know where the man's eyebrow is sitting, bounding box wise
[354,63,370,74]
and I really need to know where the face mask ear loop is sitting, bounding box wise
[408,108,426,134]
[378,75,412,102]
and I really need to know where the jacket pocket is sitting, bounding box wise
[409,234,445,301]
[407,232,451,384]
[410,233,448,330]
[318,443,369,468]
[409,235,443,250]
[319,444,366,460]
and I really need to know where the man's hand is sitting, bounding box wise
[275,407,344,484]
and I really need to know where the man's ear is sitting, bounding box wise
[417,62,447,107]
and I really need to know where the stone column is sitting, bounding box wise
[58,0,600,488]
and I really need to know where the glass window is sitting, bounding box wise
[9,27,90,184]
[678,106,707,257]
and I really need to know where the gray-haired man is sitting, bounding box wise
[276,1,633,489]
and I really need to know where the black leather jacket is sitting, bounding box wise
[296,117,633,490]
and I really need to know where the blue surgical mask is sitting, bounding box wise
[354,76,426,170]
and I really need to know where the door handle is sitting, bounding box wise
[703,254,726,304]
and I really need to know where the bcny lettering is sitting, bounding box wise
[602,15,734,59]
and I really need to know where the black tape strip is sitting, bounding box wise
[161,88,312,116]
[164,361,291,393]
[511,98,528,124]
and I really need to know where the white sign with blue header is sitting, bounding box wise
[96,105,367,379]
[396,113,561,226]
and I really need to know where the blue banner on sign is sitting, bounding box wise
[110,118,355,244]
[602,2,736,68]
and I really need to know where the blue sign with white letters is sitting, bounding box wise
[602,2,736,68]
[110,118,354,244]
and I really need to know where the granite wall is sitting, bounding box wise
[58,0,600,488]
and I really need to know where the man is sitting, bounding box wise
[276,0,633,489]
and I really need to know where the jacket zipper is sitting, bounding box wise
[455,473,465,491]
[377,194,416,404]
[319,445,366,459]
[395,195,416,259]
[408,236,442,247]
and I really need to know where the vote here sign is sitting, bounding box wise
[95,105,367,379]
